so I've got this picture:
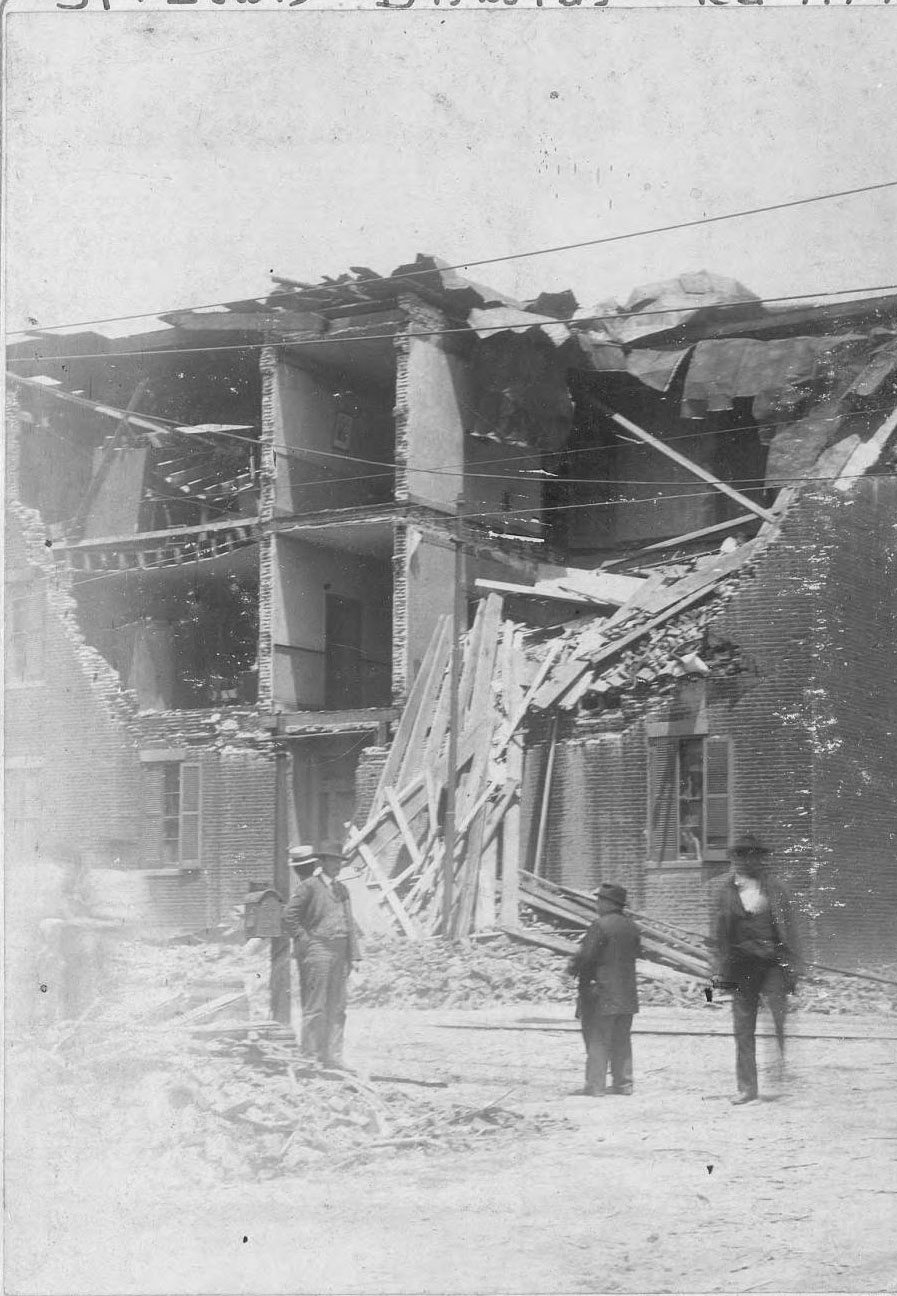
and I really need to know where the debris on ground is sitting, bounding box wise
[16,1002,568,1188]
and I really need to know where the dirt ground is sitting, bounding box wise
[7,975,897,1296]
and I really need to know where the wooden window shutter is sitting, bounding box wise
[179,762,201,865]
[704,737,731,856]
[649,740,678,862]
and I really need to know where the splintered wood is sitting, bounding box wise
[346,594,531,940]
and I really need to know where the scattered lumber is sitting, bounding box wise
[348,594,529,940]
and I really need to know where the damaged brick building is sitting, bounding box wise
[5,262,896,958]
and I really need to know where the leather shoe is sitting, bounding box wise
[730,1092,758,1105]
[610,1085,633,1096]
[570,1087,606,1097]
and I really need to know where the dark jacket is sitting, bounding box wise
[710,872,803,988]
[569,910,643,1016]
[282,875,361,963]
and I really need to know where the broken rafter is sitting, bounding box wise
[626,514,759,556]
[592,397,776,524]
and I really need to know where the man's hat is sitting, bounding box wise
[729,832,772,858]
[593,882,627,908]
[288,844,321,873]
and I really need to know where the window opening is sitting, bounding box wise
[649,737,731,863]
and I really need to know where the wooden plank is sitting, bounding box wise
[352,840,419,939]
[627,514,758,556]
[464,594,503,725]
[423,656,452,766]
[385,788,425,871]
[528,655,590,713]
[498,792,522,932]
[453,802,489,938]
[475,832,498,932]
[425,770,440,838]
[371,615,449,811]
[396,618,451,787]
[347,720,489,857]
[593,398,776,523]
[532,714,559,878]
[481,781,519,856]
[494,639,565,759]
[456,598,487,721]
[501,926,577,957]
[473,577,593,605]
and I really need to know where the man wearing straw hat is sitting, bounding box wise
[282,842,361,1070]
[711,832,803,1105]
[568,882,643,1097]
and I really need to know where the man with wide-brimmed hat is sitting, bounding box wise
[568,882,643,1097]
[282,842,361,1070]
[710,833,803,1105]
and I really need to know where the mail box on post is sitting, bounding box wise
[243,886,284,939]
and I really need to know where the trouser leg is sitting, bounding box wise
[763,963,788,1085]
[584,1012,613,1093]
[322,943,350,1067]
[610,1014,634,1091]
[297,949,330,1061]
[732,962,763,1096]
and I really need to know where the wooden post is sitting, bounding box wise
[442,502,465,938]
[270,744,292,1025]
[532,714,559,878]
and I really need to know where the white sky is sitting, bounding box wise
[4,10,897,337]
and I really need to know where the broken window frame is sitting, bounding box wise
[144,755,202,870]
[648,736,731,864]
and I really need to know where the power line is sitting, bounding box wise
[8,178,897,338]
[13,469,892,603]
[10,281,897,367]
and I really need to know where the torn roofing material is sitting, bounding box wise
[680,334,863,421]
[579,271,765,346]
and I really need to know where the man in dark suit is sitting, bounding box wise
[710,833,803,1105]
[568,882,643,1097]
[282,843,361,1070]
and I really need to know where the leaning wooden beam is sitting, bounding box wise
[474,578,594,605]
[627,514,758,556]
[395,618,452,789]
[532,714,559,878]
[592,397,777,524]
[371,614,449,810]
[494,639,565,758]
[349,838,419,939]
[384,789,425,872]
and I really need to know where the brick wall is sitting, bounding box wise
[804,479,897,963]
[5,503,144,867]
[354,746,388,825]
[536,484,895,960]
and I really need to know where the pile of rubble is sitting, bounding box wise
[105,930,897,1019]
[18,1009,566,1189]
[350,932,704,1011]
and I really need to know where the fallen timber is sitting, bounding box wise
[345,592,717,975]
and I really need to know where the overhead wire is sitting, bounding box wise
[9,279,897,366]
[12,465,894,606]
[7,177,897,337]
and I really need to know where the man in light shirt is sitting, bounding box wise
[710,833,803,1105]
